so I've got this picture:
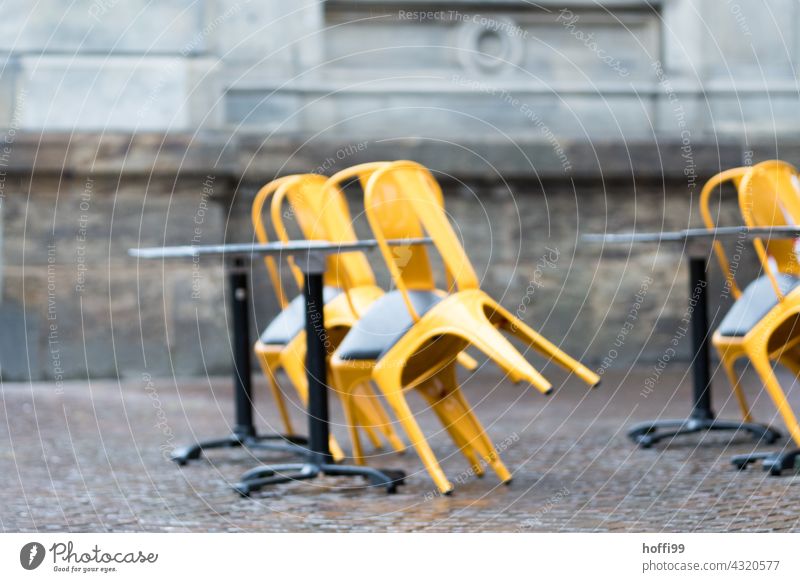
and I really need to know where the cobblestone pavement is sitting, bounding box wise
[2,364,799,532]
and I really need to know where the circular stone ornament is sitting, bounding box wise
[456,16,525,74]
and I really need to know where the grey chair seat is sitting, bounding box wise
[259,287,342,345]
[717,274,800,337]
[336,290,443,361]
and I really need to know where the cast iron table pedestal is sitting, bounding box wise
[131,239,423,494]
[584,227,785,453]
[169,257,308,466]
[232,252,405,496]
[625,255,780,448]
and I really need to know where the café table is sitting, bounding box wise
[583,226,800,473]
[130,238,432,495]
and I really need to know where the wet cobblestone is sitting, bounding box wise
[2,365,799,532]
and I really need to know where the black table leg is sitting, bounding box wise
[171,258,307,465]
[627,256,781,448]
[233,265,405,496]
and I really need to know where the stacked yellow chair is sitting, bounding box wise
[706,160,800,451]
[252,162,485,462]
[699,166,752,421]
[250,169,405,460]
[330,160,601,494]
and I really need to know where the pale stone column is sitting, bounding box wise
[658,0,706,136]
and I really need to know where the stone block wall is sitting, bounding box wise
[1,1,798,379]
[0,132,764,381]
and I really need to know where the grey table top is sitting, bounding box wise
[582,226,800,245]
[129,237,433,260]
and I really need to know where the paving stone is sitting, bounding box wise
[1,365,799,532]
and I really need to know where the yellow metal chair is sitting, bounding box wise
[709,160,800,448]
[254,166,426,459]
[265,167,406,455]
[301,163,479,467]
[331,160,600,494]
[699,166,752,422]
[249,175,302,439]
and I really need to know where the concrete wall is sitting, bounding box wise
[1,1,798,380]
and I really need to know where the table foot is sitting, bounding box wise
[627,417,781,449]
[233,461,406,496]
[171,432,308,466]
[731,449,800,476]
[323,463,406,490]
[233,463,319,496]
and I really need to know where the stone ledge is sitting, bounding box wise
[1,132,237,178]
[0,131,787,182]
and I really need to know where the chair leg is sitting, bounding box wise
[424,368,511,483]
[750,350,800,446]
[777,348,800,380]
[351,383,406,453]
[453,318,553,394]
[719,352,752,423]
[430,364,512,483]
[503,316,600,387]
[339,386,365,465]
[448,388,512,483]
[417,377,485,477]
[456,351,478,371]
[286,339,404,458]
[378,381,454,494]
[330,362,376,466]
[351,400,384,449]
[327,436,347,464]
[254,347,295,435]
[280,340,346,462]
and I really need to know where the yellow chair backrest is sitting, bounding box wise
[738,159,800,299]
[270,164,390,292]
[253,173,352,300]
[270,174,332,289]
[699,167,749,299]
[251,175,299,309]
[365,160,480,321]
[316,162,390,289]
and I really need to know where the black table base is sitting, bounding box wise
[627,257,781,449]
[171,432,309,466]
[233,268,405,496]
[233,456,405,496]
[731,449,800,475]
[628,417,780,449]
[172,258,308,466]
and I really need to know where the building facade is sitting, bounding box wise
[1,0,797,380]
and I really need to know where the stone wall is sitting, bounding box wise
[1,0,798,379]
[5,1,800,144]
[0,133,767,381]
